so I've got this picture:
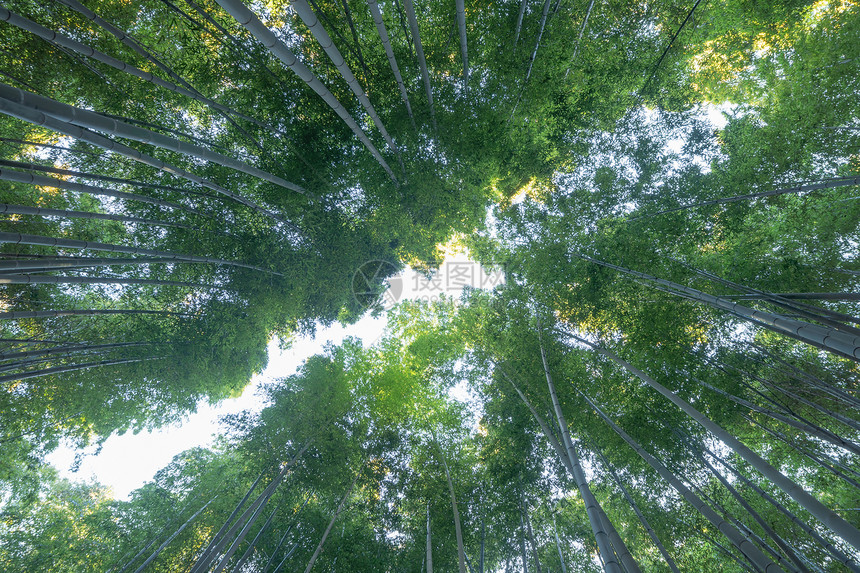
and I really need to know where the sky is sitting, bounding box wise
[46,252,503,500]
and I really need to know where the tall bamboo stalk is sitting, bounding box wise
[291,0,404,174]
[402,0,437,133]
[455,0,468,92]
[571,335,860,552]
[0,275,211,289]
[574,254,860,362]
[0,166,209,216]
[0,96,294,225]
[564,0,596,77]
[303,473,358,573]
[0,84,306,195]
[0,6,263,128]
[521,497,542,573]
[578,390,784,573]
[213,0,398,184]
[694,445,811,573]
[0,356,161,384]
[442,452,467,573]
[694,376,860,456]
[229,501,280,573]
[630,175,860,221]
[367,0,415,127]
[513,0,528,47]
[131,496,217,573]
[262,491,313,573]
[0,341,149,362]
[592,445,680,573]
[192,441,310,572]
[0,256,212,275]
[0,309,184,320]
[0,203,193,231]
[536,330,627,573]
[53,0,269,151]
[426,503,434,573]
[509,0,553,119]
[703,443,860,572]
[0,231,276,274]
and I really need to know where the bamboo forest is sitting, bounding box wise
[2,0,860,570]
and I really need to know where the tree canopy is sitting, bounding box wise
[1,0,859,571]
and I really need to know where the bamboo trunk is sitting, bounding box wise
[564,0,596,76]
[632,175,860,221]
[522,498,542,573]
[695,376,860,456]
[479,517,485,573]
[0,166,209,216]
[553,515,568,573]
[455,0,468,92]
[262,491,312,573]
[0,309,183,320]
[0,6,262,128]
[53,0,269,150]
[0,96,294,225]
[695,448,811,573]
[509,0,553,119]
[744,414,860,489]
[575,254,860,362]
[499,366,621,573]
[0,356,160,384]
[748,371,860,433]
[131,496,217,573]
[519,509,530,573]
[574,337,860,552]
[338,0,371,80]
[303,474,358,573]
[673,261,860,338]
[578,391,784,573]
[592,446,680,573]
[402,0,437,133]
[213,0,398,184]
[440,453,467,573]
[367,0,415,126]
[291,0,404,174]
[513,0,528,47]
[0,347,142,373]
[0,203,192,231]
[212,493,271,573]
[0,256,210,275]
[0,341,149,361]
[0,84,306,195]
[0,159,217,202]
[0,274,211,289]
[704,444,860,572]
[426,503,434,573]
[230,502,279,573]
[536,334,626,573]
[751,343,860,409]
[192,441,310,572]
[0,231,275,274]
[270,543,299,573]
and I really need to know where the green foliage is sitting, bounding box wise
[1,0,859,570]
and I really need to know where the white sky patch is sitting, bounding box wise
[46,314,385,500]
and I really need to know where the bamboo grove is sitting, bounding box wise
[0,0,858,571]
